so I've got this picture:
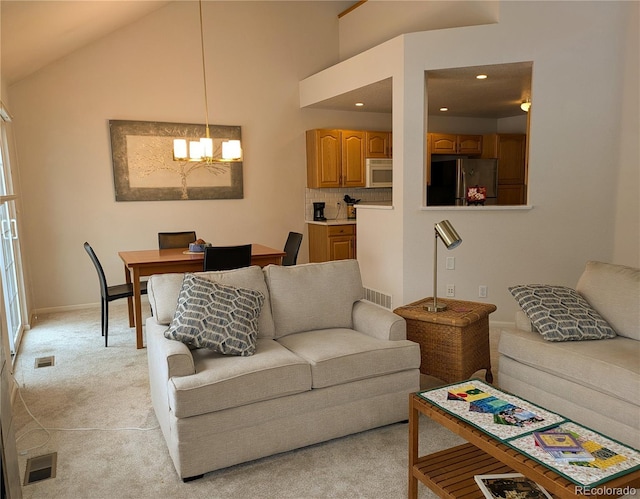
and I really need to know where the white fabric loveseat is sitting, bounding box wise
[145,260,421,480]
[498,261,640,448]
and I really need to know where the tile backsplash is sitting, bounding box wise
[305,188,392,221]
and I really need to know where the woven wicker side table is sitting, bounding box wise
[394,298,496,383]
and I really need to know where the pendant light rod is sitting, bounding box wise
[198,0,210,136]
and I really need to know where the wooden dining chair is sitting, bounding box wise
[203,245,252,271]
[282,232,303,266]
[84,242,148,347]
[158,231,197,249]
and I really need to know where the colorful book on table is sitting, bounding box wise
[533,431,585,452]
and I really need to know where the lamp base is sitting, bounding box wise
[424,302,448,312]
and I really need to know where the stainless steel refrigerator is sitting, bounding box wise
[428,157,498,206]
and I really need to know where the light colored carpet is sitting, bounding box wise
[12,301,501,499]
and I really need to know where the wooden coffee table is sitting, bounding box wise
[409,393,640,499]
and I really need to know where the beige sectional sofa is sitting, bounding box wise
[498,261,639,448]
[145,260,421,480]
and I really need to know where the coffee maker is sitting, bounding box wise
[313,202,326,221]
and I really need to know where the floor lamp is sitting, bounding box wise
[426,220,462,312]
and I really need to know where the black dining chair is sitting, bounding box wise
[203,245,252,271]
[84,242,148,347]
[282,232,303,266]
[158,231,197,249]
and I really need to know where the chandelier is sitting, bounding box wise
[172,0,242,163]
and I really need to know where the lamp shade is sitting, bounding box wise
[435,220,462,249]
[173,139,188,160]
[222,140,242,160]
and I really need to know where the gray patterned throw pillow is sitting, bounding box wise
[509,284,617,342]
[165,274,265,356]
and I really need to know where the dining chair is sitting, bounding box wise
[203,245,252,271]
[158,231,197,249]
[282,232,303,266]
[84,242,148,347]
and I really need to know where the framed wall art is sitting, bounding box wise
[109,120,243,201]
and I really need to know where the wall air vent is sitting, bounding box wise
[363,287,392,310]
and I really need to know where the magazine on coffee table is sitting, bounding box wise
[418,379,565,440]
[474,473,552,499]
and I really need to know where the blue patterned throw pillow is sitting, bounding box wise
[509,284,617,342]
[165,274,265,355]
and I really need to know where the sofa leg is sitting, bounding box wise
[183,474,204,483]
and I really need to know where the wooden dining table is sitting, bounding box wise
[118,244,286,349]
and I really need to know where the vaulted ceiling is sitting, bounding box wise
[1,1,170,85]
[2,1,531,119]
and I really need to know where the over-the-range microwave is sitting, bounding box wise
[365,158,393,188]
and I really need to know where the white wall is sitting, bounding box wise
[304,1,639,321]
[612,0,640,264]
[338,0,499,61]
[8,1,396,312]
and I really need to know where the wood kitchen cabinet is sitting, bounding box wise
[482,133,527,204]
[497,184,526,205]
[306,129,366,188]
[429,133,482,155]
[308,223,356,263]
[365,131,392,158]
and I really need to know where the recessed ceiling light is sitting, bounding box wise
[440,107,449,112]
[355,102,364,107]
[476,74,488,79]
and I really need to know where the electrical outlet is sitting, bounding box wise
[446,284,455,297]
[479,285,488,298]
[446,256,455,270]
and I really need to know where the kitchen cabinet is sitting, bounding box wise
[306,129,366,188]
[426,133,482,185]
[482,134,526,183]
[365,131,392,158]
[428,133,482,155]
[308,223,356,263]
[482,133,527,204]
[497,184,526,205]
[342,130,366,187]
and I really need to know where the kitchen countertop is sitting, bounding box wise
[306,219,357,226]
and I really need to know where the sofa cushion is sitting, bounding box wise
[576,261,640,340]
[168,338,312,418]
[264,260,364,338]
[148,266,276,338]
[276,328,420,389]
[165,274,264,356]
[499,328,640,408]
[509,284,616,341]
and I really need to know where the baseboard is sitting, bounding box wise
[489,320,515,330]
[33,296,150,316]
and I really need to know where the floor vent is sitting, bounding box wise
[24,452,57,485]
[34,356,55,368]
[363,287,392,310]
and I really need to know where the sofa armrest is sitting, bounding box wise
[352,300,407,341]
[146,319,196,380]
